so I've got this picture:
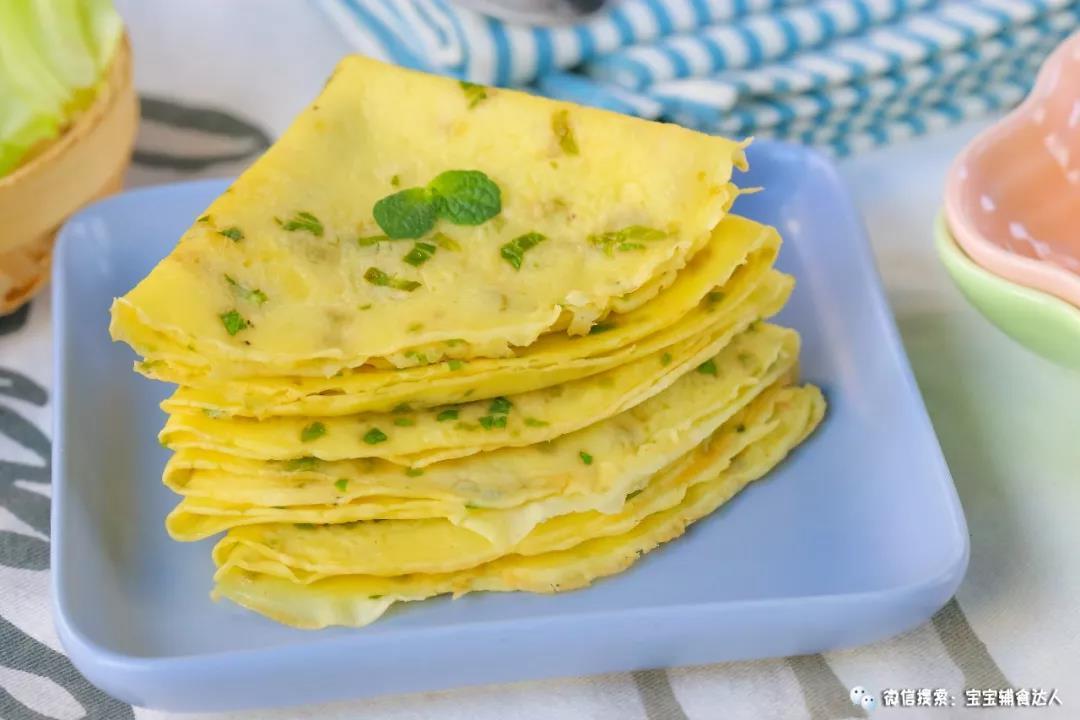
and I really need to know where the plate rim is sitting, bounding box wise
[49,140,969,710]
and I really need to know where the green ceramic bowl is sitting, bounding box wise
[935,213,1080,371]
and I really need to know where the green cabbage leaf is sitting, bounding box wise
[0,0,122,176]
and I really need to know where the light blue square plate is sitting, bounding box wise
[51,141,968,712]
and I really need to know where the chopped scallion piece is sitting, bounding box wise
[219,310,249,336]
[589,322,614,335]
[364,267,421,292]
[479,414,507,430]
[488,397,513,414]
[403,241,437,267]
[500,232,546,270]
[552,109,579,155]
[277,211,324,237]
[284,456,319,471]
[225,274,268,306]
[300,422,326,442]
[363,428,388,444]
[460,80,489,108]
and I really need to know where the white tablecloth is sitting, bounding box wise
[1,2,1076,718]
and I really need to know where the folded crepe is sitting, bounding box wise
[212,384,825,628]
[151,214,781,416]
[110,55,748,377]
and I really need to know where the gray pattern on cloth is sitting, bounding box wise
[0,97,267,720]
[0,360,133,720]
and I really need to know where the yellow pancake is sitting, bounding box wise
[212,381,817,581]
[158,272,792,467]
[166,324,798,543]
[211,385,825,628]
[149,214,780,414]
[110,55,748,377]
[116,218,760,386]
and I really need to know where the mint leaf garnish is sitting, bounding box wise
[429,170,501,226]
[371,171,501,240]
[373,188,437,239]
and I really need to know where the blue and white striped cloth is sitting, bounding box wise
[319,0,1079,155]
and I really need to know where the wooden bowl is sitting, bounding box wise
[0,35,137,315]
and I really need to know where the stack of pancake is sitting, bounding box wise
[109,56,824,629]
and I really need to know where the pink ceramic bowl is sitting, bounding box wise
[945,31,1080,309]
